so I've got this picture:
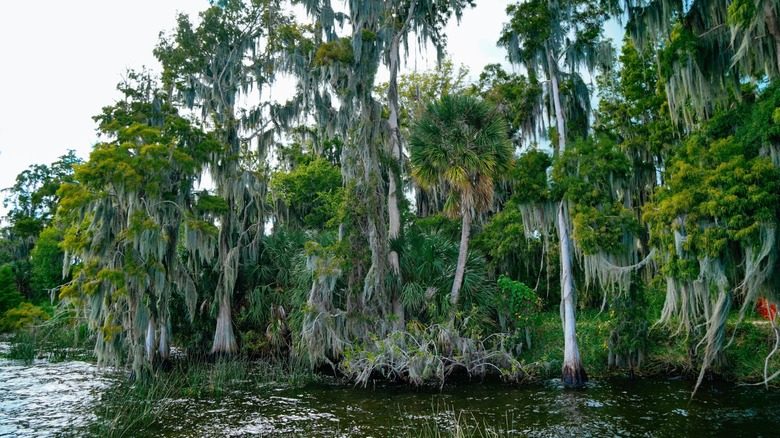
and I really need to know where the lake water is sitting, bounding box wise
[2,343,780,437]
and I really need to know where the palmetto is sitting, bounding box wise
[410,94,511,308]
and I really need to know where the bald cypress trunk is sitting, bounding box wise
[549,49,566,157]
[145,315,157,366]
[213,292,237,354]
[386,4,415,330]
[158,318,170,361]
[559,201,587,387]
[550,51,586,387]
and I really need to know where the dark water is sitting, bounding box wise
[2,343,780,437]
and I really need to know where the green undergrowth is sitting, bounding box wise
[2,309,92,364]
[522,309,780,385]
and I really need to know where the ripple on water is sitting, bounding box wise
[0,354,116,437]
[3,352,780,437]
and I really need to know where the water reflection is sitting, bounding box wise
[2,345,780,437]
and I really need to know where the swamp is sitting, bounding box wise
[2,0,780,436]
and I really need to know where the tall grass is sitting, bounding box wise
[90,375,178,437]
[404,403,515,438]
[2,306,92,364]
[89,356,316,436]
[6,330,38,364]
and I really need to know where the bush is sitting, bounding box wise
[1,302,49,332]
[0,264,24,315]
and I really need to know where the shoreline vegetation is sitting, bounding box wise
[1,3,780,432]
[2,306,778,436]
[4,307,778,386]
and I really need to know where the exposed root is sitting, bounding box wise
[339,324,533,388]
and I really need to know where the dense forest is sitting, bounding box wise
[2,0,780,396]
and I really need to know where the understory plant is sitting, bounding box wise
[339,318,532,388]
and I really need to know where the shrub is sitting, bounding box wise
[1,302,49,332]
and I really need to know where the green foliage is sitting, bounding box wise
[270,157,343,230]
[411,94,512,217]
[499,0,613,146]
[473,64,543,146]
[379,59,471,137]
[509,149,552,204]
[2,150,81,237]
[1,151,82,301]
[56,69,221,372]
[413,214,462,241]
[497,275,542,327]
[473,206,554,302]
[597,37,674,157]
[30,227,66,303]
[0,302,49,333]
[313,38,354,66]
[645,84,780,263]
[604,278,650,371]
[499,0,552,65]
[399,225,494,325]
[194,192,230,215]
[629,0,778,127]
[0,264,23,316]
[555,137,640,255]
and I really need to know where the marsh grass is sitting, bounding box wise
[90,374,178,437]
[6,330,37,364]
[3,307,92,364]
[88,355,316,437]
[403,403,515,438]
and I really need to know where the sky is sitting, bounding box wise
[0,0,512,218]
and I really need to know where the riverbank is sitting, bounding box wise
[3,344,780,437]
[3,309,778,387]
[523,310,780,385]
[2,310,779,436]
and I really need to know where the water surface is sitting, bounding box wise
[2,344,779,437]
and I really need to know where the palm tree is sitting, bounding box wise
[384,0,474,330]
[410,94,512,307]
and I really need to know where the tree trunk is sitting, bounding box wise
[549,49,586,388]
[211,120,241,355]
[558,201,587,388]
[525,326,532,350]
[387,12,408,330]
[212,292,237,354]
[158,313,170,361]
[129,295,144,380]
[451,208,472,307]
[145,315,157,365]
[549,50,566,156]
[386,0,417,330]
[765,1,780,74]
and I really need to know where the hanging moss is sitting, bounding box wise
[643,82,780,391]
